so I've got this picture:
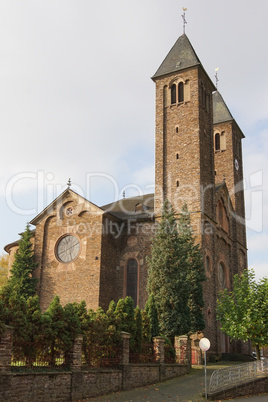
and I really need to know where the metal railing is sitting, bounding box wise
[209,359,268,394]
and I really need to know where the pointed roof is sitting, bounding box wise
[213,91,233,124]
[152,34,201,80]
[29,188,104,226]
[213,91,245,138]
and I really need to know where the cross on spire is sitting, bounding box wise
[67,178,71,188]
[181,7,187,34]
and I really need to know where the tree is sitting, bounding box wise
[177,204,206,333]
[114,297,135,334]
[145,294,159,339]
[217,269,268,360]
[44,295,66,363]
[0,288,29,358]
[8,224,38,299]
[141,309,151,344]
[147,200,191,338]
[115,296,135,350]
[0,253,9,289]
[133,306,143,353]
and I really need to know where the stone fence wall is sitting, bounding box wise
[208,377,268,400]
[0,326,190,401]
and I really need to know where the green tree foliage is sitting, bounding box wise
[0,298,8,337]
[1,293,166,367]
[44,296,82,363]
[115,296,135,334]
[1,288,29,358]
[44,295,67,363]
[8,224,38,299]
[0,253,9,289]
[147,200,191,338]
[217,269,268,360]
[141,309,151,344]
[25,296,52,359]
[115,296,135,350]
[72,300,91,334]
[177,204,206,333]
[145,294,159,339]
[62,302,81,358]
[133,306,143,353]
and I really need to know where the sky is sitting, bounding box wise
[0,0,267,281]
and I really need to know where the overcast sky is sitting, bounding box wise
[0,0,267,281]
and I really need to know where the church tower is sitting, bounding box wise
[213,91,247,273]
[151,32,249,356]
[152,34,216,242]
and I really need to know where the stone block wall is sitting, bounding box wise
[208,376,268,400]
[0,327,190,401]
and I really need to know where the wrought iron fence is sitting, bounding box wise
[209,359,268,394]
[82,344,122,368]
[11,343,68,371]
[164,344,176,363]
[129,343,156,364]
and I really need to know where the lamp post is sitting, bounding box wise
[199,337,210,400]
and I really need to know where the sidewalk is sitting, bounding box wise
[88,362,268,401]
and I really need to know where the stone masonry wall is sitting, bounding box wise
[208,376,268,400]
[0,328,190,401]
[32,191,105,311]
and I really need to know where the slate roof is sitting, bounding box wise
[213,91,233,124]
[152,34,201,80]
[101,193,154,220]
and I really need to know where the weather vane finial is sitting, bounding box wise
[67,178,71,188]
[215,67,219,90]
[182,7,187,34]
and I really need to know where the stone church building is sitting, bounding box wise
[5,33,248,358]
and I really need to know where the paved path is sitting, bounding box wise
[88,362,268,402]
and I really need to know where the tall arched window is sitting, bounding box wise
[163,85,168,107]
[205,256,210,272]
[215,133,220,151]
[178,82,184,102]
[127,259,138,306]
[171,84,177,104]
[218,262,226,288]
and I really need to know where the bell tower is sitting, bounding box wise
[213,91,247,271]
[152,34,216,240]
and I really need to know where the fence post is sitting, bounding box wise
[120,331,130,365]
[153,336,165,364]
[70,334,83,371]
[120,332,130,391]
[174,335,191,370]
[0,325,13,372]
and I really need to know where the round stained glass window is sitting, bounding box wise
[56,235,80,263]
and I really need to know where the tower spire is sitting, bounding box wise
[181,7,187,34]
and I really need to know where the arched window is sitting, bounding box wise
[215,133,220,151]
[207,308,212,327]
[163,85,168,107]
[171,84,177,104]
[127,259,138,306]
[218,262,226,288]
[206,256,210,272]
[216,199,229,234]
[178,82,184,102]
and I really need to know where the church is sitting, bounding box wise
[5,32,248,358]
